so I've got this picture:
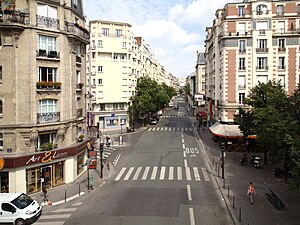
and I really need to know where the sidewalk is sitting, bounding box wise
[31,126,146,208]
[192,117,300,225]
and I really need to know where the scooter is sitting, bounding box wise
[250,156,261,169]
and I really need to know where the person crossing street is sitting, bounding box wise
[247,181,256,204]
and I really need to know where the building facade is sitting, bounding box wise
[0,0,89,194]
[195,51,206,107]
[205,0,300,124]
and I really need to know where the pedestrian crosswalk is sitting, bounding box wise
[96,146,117,159]
[35,202,82,225]
[114,166,210,182]
[148,127,193,132]
[161,115,185,118]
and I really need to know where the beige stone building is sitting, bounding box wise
[205,0,300,125]
[0,0,89,194]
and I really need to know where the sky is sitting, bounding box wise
[83,0,240,78]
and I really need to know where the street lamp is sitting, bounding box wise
[220,142,225,179]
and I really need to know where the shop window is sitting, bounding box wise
[26,167,41,194]
[0,171,9,193]
[77,152,85,175]
[53,162,64,186]
[106,119,117,126]
[0,133,3,151]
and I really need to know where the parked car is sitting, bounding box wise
[157,110,163,116]
[150,119,158,125]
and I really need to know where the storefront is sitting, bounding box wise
[1,141,87,194]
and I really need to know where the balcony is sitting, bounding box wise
[238,84,246,90]
[256,66,269,71]
[278,65,286,70]
[36,49,60,60]
[76,56,82,64]
[37,112,60,124]
[0,10,27,25]
[76,83,84,91]
[239,49,246,54]
[64,22,89,42]
[36,15,59,30]
[36,81,61,94]
[238,67,246,71]
[278,47,286,52]
[256,48,268,53]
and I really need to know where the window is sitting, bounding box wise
[0,133,3,151]
[98,79,103,85]
[258,39,267,49]
[76,71,80,84]
[278,57,285,70]
[122,91,127,98]
[257,21,268,33]
[92,52,95,59]
[239,93,245,104]
[239,58,246,70]
[0,100,2,114]
[91,40,95,48]
[97,91,103,99]
[115,29,122,37]
[39,99,57,113]
[98,40,102,47]
[122,42,126,48]
[122,79,127,86]
[73,0,78,9]
[257,75,268,84]
[239,40,246,53]
[278,39,285,48]
[102,28,109,36]
[238,23,246,35]
[278,21,285,34]
[38,132,55,149]
[238,75,246,89]
[298,5,300,14]
[1,203,15,212]
[38,35,56,53]
[92,79,96,86]
[113,54,118,60]
[37,4,57,19]
[238,6,245,17]
[257,5,267,15]
[257,57,267,70]
[38,67,57,82]
[277,5,284,15]
[0,66,2,80]
[98,66,103,72]
[278,75,285,87]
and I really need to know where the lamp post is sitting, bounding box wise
[99,143,104,179]
[221,143,225,179]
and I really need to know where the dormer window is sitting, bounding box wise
[238,6,245,17]
[277,5,284,16]
[256,5,267,15]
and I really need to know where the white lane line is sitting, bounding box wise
[72,202,82,206]
[182,138,185,143]
[133,167,142,180]
[183,151,186,158]
[53,208,77,213]
[177,166,182,180]
[151,166,158,180]
[160,166,166,180]
[189,208,196,225]
[189,128,192,131]
[142,167,150,180]
[182,143,185,149]
[165,127,168,131]
[39,214,72,219]
[148,128,153,131]
[201,167,210,181]
[115,167,126,181]
[184,159,188,167]
[193,167,201,181]
[186,167,191,180]
[169,127,172,131]
[187,185,192,201]
[34,222,65,225]
[113,152,121,166]
[181,133,184,138]
[124,167,134,180]
[169,166,174,180]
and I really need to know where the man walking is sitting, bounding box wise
[248,182,256,204]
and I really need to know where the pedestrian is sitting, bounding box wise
[247,181,256,204]
[43,187,48,204]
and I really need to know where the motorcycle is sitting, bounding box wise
[240,154,248,166]
[250,155,261,169]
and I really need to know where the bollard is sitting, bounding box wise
[239,207,242,222]
[65,189,67,203]
[218,166,220,177]
[223,177,225,188]
[228,186,230,197]
[232,196,235,208]
[79,183,81,196]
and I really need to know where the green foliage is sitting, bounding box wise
[184,81,190,95]
[235,82,300,187]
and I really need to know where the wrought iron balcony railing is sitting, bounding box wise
[37,112,60,124]
[36,15,59,30]
[36,49,60,59]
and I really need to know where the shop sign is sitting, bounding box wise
[0,156,4,170]
[26,150,68,165]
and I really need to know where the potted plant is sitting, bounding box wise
[37,81,48,89]
[78,134,84,141]
[47,81,54,88]
[53,82,62,89]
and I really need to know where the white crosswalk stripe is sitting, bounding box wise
[114,166,210,182]
[148,126,192,132]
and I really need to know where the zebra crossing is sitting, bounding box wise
[114,166,211,182]
[148,127,193,132]
[34,202,82,225]
[96,145,117,159]
[161,115,185,118]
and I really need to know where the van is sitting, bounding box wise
[0,193,42,225]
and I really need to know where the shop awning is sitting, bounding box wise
[209,123,243,138]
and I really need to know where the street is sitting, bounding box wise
[61,97,233,225]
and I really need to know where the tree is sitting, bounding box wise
[184,81,190,95]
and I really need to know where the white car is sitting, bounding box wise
[157,110,163,116]
[150,119,158,125]
[0,193,42,225]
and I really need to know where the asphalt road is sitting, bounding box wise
[62,96,234,225]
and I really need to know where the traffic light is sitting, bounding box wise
[100,143,104,153]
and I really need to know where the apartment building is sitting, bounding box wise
[195,52,206,106]
[87,21,176,131]
[0,0,89,193]
[205,0,300,124]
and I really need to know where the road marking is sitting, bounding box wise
[183,151,186,158]
[189,208,195,225]
[39,214,72,219]
[133,167,142,180]
[72,202,82,206]
[187,185,192,201]
[189,128,192,131]
[34,222,65,225]
[150,166,158,180]
[160,166,166,180]
[182,143,185,149]
[181,133,184,138]
[186,167,191,180]
[124,167,134,180]
[115,167,126,181]
[177,167,182,180]
[148,128,153,131]
[201,167,210,181]
[165,127,168,131]
[53,208,77,213]
[182,138,185,143]
[113,152,121,166]
[169,166,174,180]
[142,166,150,180]
[193,167,201,181]
[184,159,188,167]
